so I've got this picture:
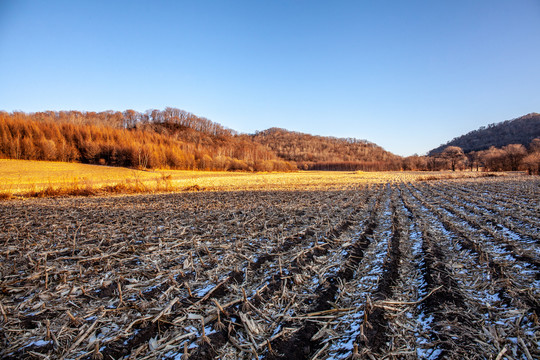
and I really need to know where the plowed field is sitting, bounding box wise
[1,173,539,359]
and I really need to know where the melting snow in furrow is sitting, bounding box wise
[435,187,539,249]
[434,201,539,293]
[406,217,436,358]
[423,197,540,351]
[325,200,392,358]
[402,192,453,359]
[422,186,517,357]
[389,194,439,360]
[413,185,537,289]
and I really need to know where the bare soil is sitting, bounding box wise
[0,176,539,359]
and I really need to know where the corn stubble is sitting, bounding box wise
[0,173,539,359]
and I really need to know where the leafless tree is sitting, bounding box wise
[502,144,527,171]
[441,146,465,171]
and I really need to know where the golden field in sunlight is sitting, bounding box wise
[0,159,512,198]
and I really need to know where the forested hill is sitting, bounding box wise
[0,108,402,171]
[429,113,540,155]
[251,128,401,170]
[3,108,538,172]
[0,109,294,171]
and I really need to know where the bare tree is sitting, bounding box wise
[529,138,540,153]
[465,151,480,171]
[502,144,527,171]
[479,147,505,171]
[441,146,465,171]
[522,153,540,175]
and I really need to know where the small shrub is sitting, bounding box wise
[0,192,13,200]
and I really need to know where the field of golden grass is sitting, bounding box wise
[0,159,512,198]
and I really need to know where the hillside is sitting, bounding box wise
[0,108,402,172]
[251,128,401,170]
[0,109,294,172]
[429,113,540,155]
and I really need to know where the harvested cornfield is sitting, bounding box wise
[0,173,539,359]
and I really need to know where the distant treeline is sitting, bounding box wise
[3,109,538,173]
[403,139,540,174]
[0,109,295,171]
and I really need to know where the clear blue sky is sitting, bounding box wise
[1,0,539,156]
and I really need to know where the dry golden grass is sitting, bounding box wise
[0,159,159,190]
[0,159,523,198]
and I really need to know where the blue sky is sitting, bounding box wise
[1,0,539,156]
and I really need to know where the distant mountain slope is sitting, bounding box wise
[429,113,540,155]
[251,127,399,165]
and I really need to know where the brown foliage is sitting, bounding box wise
[251,128,401,171]
[0,110,294,171]
[441,146,465,171]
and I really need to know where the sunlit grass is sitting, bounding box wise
[0,159,520,198]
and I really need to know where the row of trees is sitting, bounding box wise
[6,107,235,137]
[403,139,540,174]
[304,161,402,171]
[0,111,295,171]
[2,109,538,174]
[471,141,540,174]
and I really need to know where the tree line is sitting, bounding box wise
[2,108,539,174]
[403,139,540,174]
[0,110,295,171]
[0,110,405,172]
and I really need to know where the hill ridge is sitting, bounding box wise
[251,127,400,170]
[429,113,540,155]
[0,108,401,171]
